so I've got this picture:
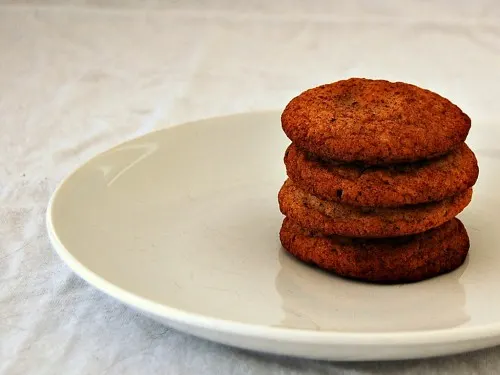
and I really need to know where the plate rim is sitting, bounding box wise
[46,110,500,348]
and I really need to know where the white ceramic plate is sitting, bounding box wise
[47,111,500,361]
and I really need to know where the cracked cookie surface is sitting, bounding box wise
[279,217,469,283]
[278,179,472,237]
[281,78,471,165]
[284,142,478,207]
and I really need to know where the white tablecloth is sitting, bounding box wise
[2,1,500,373]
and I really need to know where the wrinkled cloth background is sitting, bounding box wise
[2,1,500,374]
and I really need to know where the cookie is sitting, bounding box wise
[278,179,472,238]
[281,78,471,165]
[284,142,479,207]
[279,217,469,284]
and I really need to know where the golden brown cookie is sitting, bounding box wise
[279,217,469,284]
[281,78,471,165]
[284,142,479,207]
[278,179,472,238]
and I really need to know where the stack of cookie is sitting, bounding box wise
[278,78,479,283]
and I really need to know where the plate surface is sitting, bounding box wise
[47,111,500,361]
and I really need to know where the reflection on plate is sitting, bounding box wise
[275,249,469,332]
